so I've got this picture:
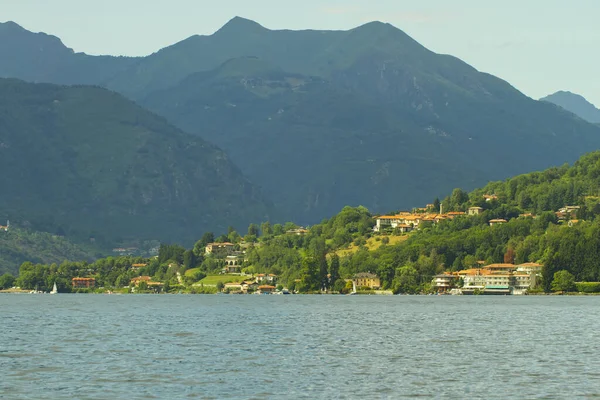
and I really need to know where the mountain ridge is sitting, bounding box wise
[541,91,600,124]
[1,18,600,226]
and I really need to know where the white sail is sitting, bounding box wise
[50,282,58,294]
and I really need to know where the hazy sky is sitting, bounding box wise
[2,0,599,105]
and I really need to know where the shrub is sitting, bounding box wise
[575,282,600,293]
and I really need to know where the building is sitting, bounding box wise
[468,207,484,216]
[223,282,243,293]
[568,220,582,227]
[483,194,498,202]
[205,242,235,256]
[353,272,381,289]
[516,263,543,274]
[131,263,147,270]
[72,277,96,289]
[519,213,535,218]
[485,264,517,273]
[286,228,309,235]
[258,285,276,294]
[489,219,508,226]
[255,274,277,283]
[242,281,258,293]
[130,276,163,291]
[374,214,410,232]
[458,263,541,294]
[130,276,152,286]
[433,274,457,293]
[223,255,243,274]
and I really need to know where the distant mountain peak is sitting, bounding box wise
[0,20,27,33]
[347,20,424,53]
[215,17,268,36]
[541,91,600,124]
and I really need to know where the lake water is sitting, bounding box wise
[2,295,600,399]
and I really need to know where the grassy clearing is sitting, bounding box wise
[334,235,409,258]
[184,267,202,277]
[197,274,245,286]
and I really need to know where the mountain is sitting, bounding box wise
[2,18,600,224]
[0,21,138,85]
[541,91,600,124]
[0,226,97,276]
[138,20,600,222]
[0,78,272,245]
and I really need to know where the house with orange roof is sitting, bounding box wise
[72,277,96,289]
[484,264,517,273]
[483,194,498,202]
[489,218,508,226]
[257,285,276,294]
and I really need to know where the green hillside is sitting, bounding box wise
[0,226,97,275]
[0,78,272,246]
[12,151,600,293]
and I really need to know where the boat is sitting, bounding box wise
[50,282,58,295]
[348,280,358,295]
[281,288,290,295]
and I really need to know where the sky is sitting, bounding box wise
[1,0,599,105]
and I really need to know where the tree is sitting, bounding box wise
[333,279,347,293]
[392,265,419,294]
[261,221,272,237]
[228,230,241,244]
[183,250,196,270]
[504,247,515,264]
[551,270,576,292]
[158,244,185,264]
[247,223,259,237]
[272,224,284,236]
[0,273,15,289]
[193,233,214,256]
[433,198,441,213]
[329,254,340,286]
[449,188,469,210]
[215,234,229,243]
[300,257,320,292]
[216,281,225,292]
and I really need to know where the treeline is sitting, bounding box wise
[7,152,600,293]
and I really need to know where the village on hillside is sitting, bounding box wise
[8,193,587,296]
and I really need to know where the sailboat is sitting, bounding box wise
[50,282,58,295]
[349,280,357,295]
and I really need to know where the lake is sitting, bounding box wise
[1,294,600,399]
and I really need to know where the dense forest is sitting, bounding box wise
[6,151,600,294]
